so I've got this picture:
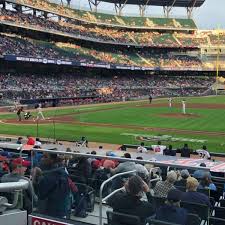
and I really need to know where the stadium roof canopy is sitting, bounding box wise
[100,0,205,7]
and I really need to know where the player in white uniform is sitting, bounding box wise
[168,97,172,108]
[182,100,186,114]
[36,103,45,120]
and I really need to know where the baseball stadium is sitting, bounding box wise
[0,0,225,224]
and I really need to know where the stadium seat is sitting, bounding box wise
[209,216,225,225]
[210,189,223,202]
[146,218,180,225]
[180,201,209,222]
[214,206,225,219]
[148,196,166,211]
[106,211,141,225]
[220,199,225,207]
[186,213,201,225]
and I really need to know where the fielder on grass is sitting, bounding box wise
[182,99,186,114]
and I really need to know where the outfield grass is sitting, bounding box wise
[1,96,225,153]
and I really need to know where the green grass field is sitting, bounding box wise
[1,96,225,153]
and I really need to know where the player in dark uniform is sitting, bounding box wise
[17,107,24,121]
[149,95,153,104]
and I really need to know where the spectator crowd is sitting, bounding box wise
[0,136,221,225]
[0,8,224,48]
[0,73,214,102]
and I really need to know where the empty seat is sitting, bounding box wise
[214,206,225,220]
[209,216,225,225]
[106,211,141,225]
[146,218,180,225]
[181,201,209,221]
[186,213,201,225]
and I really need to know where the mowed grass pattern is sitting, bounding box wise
[78,106,225,132]
[0,96,225,152]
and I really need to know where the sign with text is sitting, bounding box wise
[30,215,73,225]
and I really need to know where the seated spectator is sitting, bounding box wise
[0,155,7,177]
[196,146,211,160]
[181,177,211,208]
[27,135,35,145]
[33,153,70,218]
[137,142,148,153]
[198,172,217,191]
[154,171,177,198]
[180,143,191,158]
[34,138,42,148]
[152,141,166,154]
[87,150,97,164]
[1,157,37,213]
[107,175,154,224]
[16,137,23,144]
[135,157,149,181]
[110,153,136,174]
[155,189,188,225]
[102,158,116,169]
[164,145,176,156]
[193,163,207,179]
[175,169,190,187]
[75,157,92,183]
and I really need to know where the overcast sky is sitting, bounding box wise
[53,0,225,29]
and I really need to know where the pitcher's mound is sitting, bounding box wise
[159,113,201,119]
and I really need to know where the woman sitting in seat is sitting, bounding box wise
[107,175,154,224]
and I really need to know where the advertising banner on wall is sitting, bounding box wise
[30,215,74,225]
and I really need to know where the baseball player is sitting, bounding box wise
[168,97,172,108]
[16,106,24,121]
[36,103,45,120]
[182,99,186,114]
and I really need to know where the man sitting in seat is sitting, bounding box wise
[175,169,190,187]
[155,189,188,225]
[181,177,211,208]
[107,175,154,224]
[154,171,177,198]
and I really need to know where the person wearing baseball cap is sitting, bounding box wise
[155,189,188,225]
[1,157,37,213]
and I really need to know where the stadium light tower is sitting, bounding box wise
[163,0,177,18]
[138,0,150,17]
[186,0,197,18]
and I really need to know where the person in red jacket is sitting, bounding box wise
[27,135,35,145]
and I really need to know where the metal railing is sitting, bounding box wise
[32,148,211,172]
[0,179,29,213]
[99,170,136,225]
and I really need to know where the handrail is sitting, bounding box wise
[102,187,124,203]
[99,170,136,225]
[0,179,29,192]
[0,179,29,212]
[32,148,211,171]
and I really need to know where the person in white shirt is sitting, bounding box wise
[34,138,42,148]
[168,97,172,108]
[36,103,45,120]
[182,100,186,114]
[196,145,211,160]
[137,142,148,153]
[152,141,166,154]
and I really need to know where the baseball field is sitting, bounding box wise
[1,95,225,153]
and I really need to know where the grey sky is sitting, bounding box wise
[53,0,225,29]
